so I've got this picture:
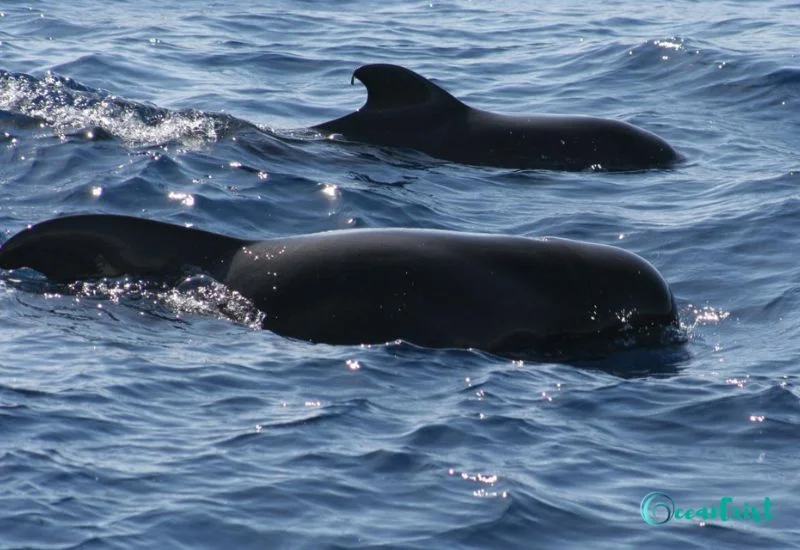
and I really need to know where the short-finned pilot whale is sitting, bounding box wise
[0,214,679,357]
[313,64,680,171]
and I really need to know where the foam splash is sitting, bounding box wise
[0,70,236,146]
[65,275,265,329]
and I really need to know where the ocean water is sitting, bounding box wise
[1,1,799,548]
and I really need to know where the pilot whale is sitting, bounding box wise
[0,214,679,356]
[313,64,680,171]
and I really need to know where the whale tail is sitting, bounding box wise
[314,64,467,135]
[0,214,246,282]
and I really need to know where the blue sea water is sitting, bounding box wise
[1,0,799,548]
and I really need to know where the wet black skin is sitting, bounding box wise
[0,214,679,356]
[313,64,680,171]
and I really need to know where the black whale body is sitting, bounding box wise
[0,214,679,357]
[313,64,680,171]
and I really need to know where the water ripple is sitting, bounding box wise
[2,1,800,548]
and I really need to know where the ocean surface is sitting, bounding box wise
[1,1,799,548]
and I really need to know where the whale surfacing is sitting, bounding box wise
[313,64,680,171]
[0,214,679,357]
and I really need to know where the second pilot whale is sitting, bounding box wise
[313,64,680,171]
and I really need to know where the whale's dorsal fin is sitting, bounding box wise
[351,64,466,112]
[0,214,247,282]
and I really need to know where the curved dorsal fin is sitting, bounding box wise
[351,64,466,112]
[0,214,246,282]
